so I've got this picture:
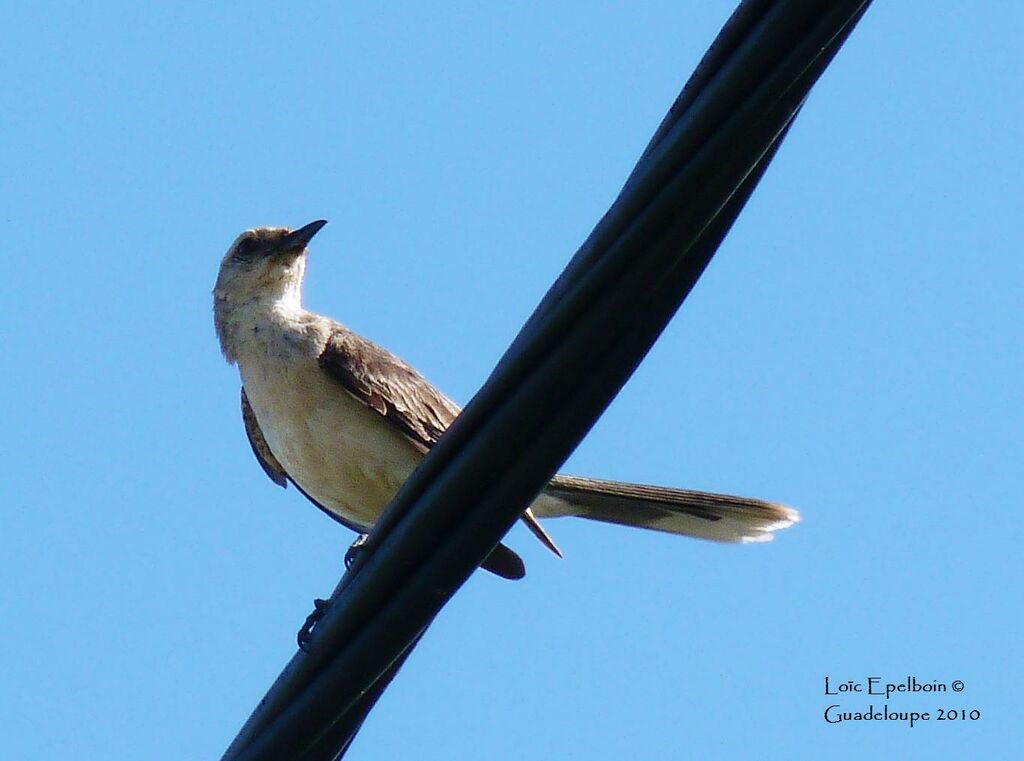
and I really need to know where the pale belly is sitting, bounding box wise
[241,354,426,531]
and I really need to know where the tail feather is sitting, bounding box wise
[537,474,799,544]
[481,542,526,579]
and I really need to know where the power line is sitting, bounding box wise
[220,2,873,758]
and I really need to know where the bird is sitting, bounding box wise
[213,220,799,580]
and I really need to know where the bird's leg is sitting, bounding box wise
[344,533,369,568]
[296,534,371,650]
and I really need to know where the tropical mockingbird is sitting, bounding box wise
[213,220,798,579]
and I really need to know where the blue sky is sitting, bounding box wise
[2,3,1021,759]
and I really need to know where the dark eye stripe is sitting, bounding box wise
[233,237,258,260]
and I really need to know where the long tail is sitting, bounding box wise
[534,474,799,544]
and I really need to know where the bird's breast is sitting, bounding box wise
[237,322,424,531]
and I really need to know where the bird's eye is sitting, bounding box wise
[234,237,258,260]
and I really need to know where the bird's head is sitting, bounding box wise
[214,220,327,306]
[213,219,327,361]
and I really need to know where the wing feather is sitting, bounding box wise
[317,327,460,452]
[241,387,288,487]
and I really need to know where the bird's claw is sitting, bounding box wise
[297,535,370,650]
[344,534,368,568]
[297,597,331,651]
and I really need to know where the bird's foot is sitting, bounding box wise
[344,533,369,568]
[296,535,370,651]
[297,598,331,652]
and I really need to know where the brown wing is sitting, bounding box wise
[241,387,288,487]
[317,327,461,452]
[317,326,545,576]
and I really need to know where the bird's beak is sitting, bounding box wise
[280,219,328,252]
